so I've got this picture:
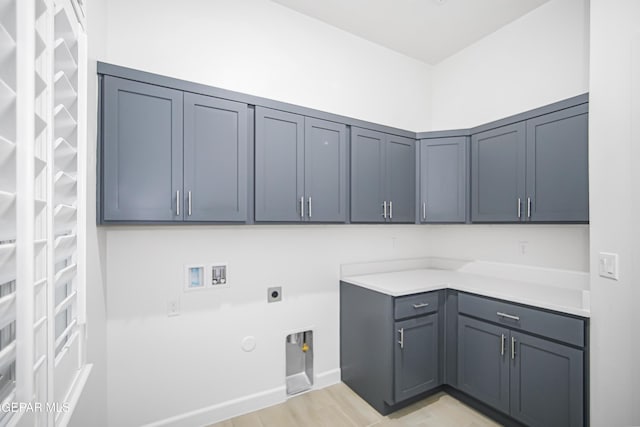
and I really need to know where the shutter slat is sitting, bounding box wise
[35,30,45,59]
[54,234,76,263]
[54,171,76,206]
[54,71,77,113]
[34,154,46,177]
[0,341,16,373]
[54,204,76,235]
[0,241,15,284]
[53,104,76,143]
[54,290,76,316]
[54,8,77,59]
[54,137,77,172]
[54,39,77,78]
[54,263,76,288]
[0,136,15,166]
[0,292,15,331]
[35,111,46,138]
[0,190,16,242]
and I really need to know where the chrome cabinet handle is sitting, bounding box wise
[382,201,387,219]
[527,197,531,219]
[497,312,520,321]
[188,191,192,216]
[300,197,304,218]
[517,198,521,219]
[501,334,505,356]
[389,201,393,219]
[308,197,312,218]
[176,190,180,216]
[511,336,516,360]
[412,303,429,309]
[398,328,404,349]
[422,203,426,221]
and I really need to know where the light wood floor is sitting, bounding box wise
[208,383,501,427]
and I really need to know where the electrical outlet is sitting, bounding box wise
[268,287,282,303]
[167,298,180,316]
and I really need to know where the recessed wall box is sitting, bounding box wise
[211,264,228,286]
[184,265,205,291]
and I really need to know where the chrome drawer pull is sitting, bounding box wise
[497,312,520,321]
[413,303,430,309]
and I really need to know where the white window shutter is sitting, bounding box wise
[1,0,89,425]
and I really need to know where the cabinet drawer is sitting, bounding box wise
[458,292,584,347]
[394,291,439,320]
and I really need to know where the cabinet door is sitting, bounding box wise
[102,76,183,221]
[419,137,468,223]
[458,316,510,414]
[351,127,385,223]
[386,135,415,223]
[526,105,589,222]
[394,313,440,402]
[304,118,347,222]
[255,107,304,221]
[471,123,526,222]
[183,93,247,222]
[510,331,584,427]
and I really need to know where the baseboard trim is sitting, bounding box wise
[142,368,342,427]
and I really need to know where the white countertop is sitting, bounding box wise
[342,268,590,318]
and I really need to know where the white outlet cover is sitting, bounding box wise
[598,252,619,280]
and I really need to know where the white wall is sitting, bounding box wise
[69,0,109,425]
[104,224,587,427]
[86,0,592,425]
[430,0,590,130]
[588,1,640,425]
[104,0,433,132]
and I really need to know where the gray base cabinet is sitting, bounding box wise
[255,107,347,222]
[471,104,588,223]
[340,284,588,426]
[395,313,440,402]
[457,292,586,427]
[340,282,441,414]
[458,316,510,413]
[510,331,584,427]
[418,137,469,223]
[351,127,415,223]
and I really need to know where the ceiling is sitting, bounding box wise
[269,0,551,65]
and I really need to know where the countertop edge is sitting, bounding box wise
[340,278,591,318]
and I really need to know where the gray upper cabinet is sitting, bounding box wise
[386,135,416,223]
[458,315,510,414]
[102,76,183,222]
[183,93,247,222]
[472,104,589,223]
[418,137,468,223]
[255,107,347,222]
[526,105,589,222]
[351,127,415,223]
[304,117,348,222]
[351,128,385,223]
[255,107,304,222]
[510,331,584,427]
[394,313,440,402]
[471,123,526,223]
